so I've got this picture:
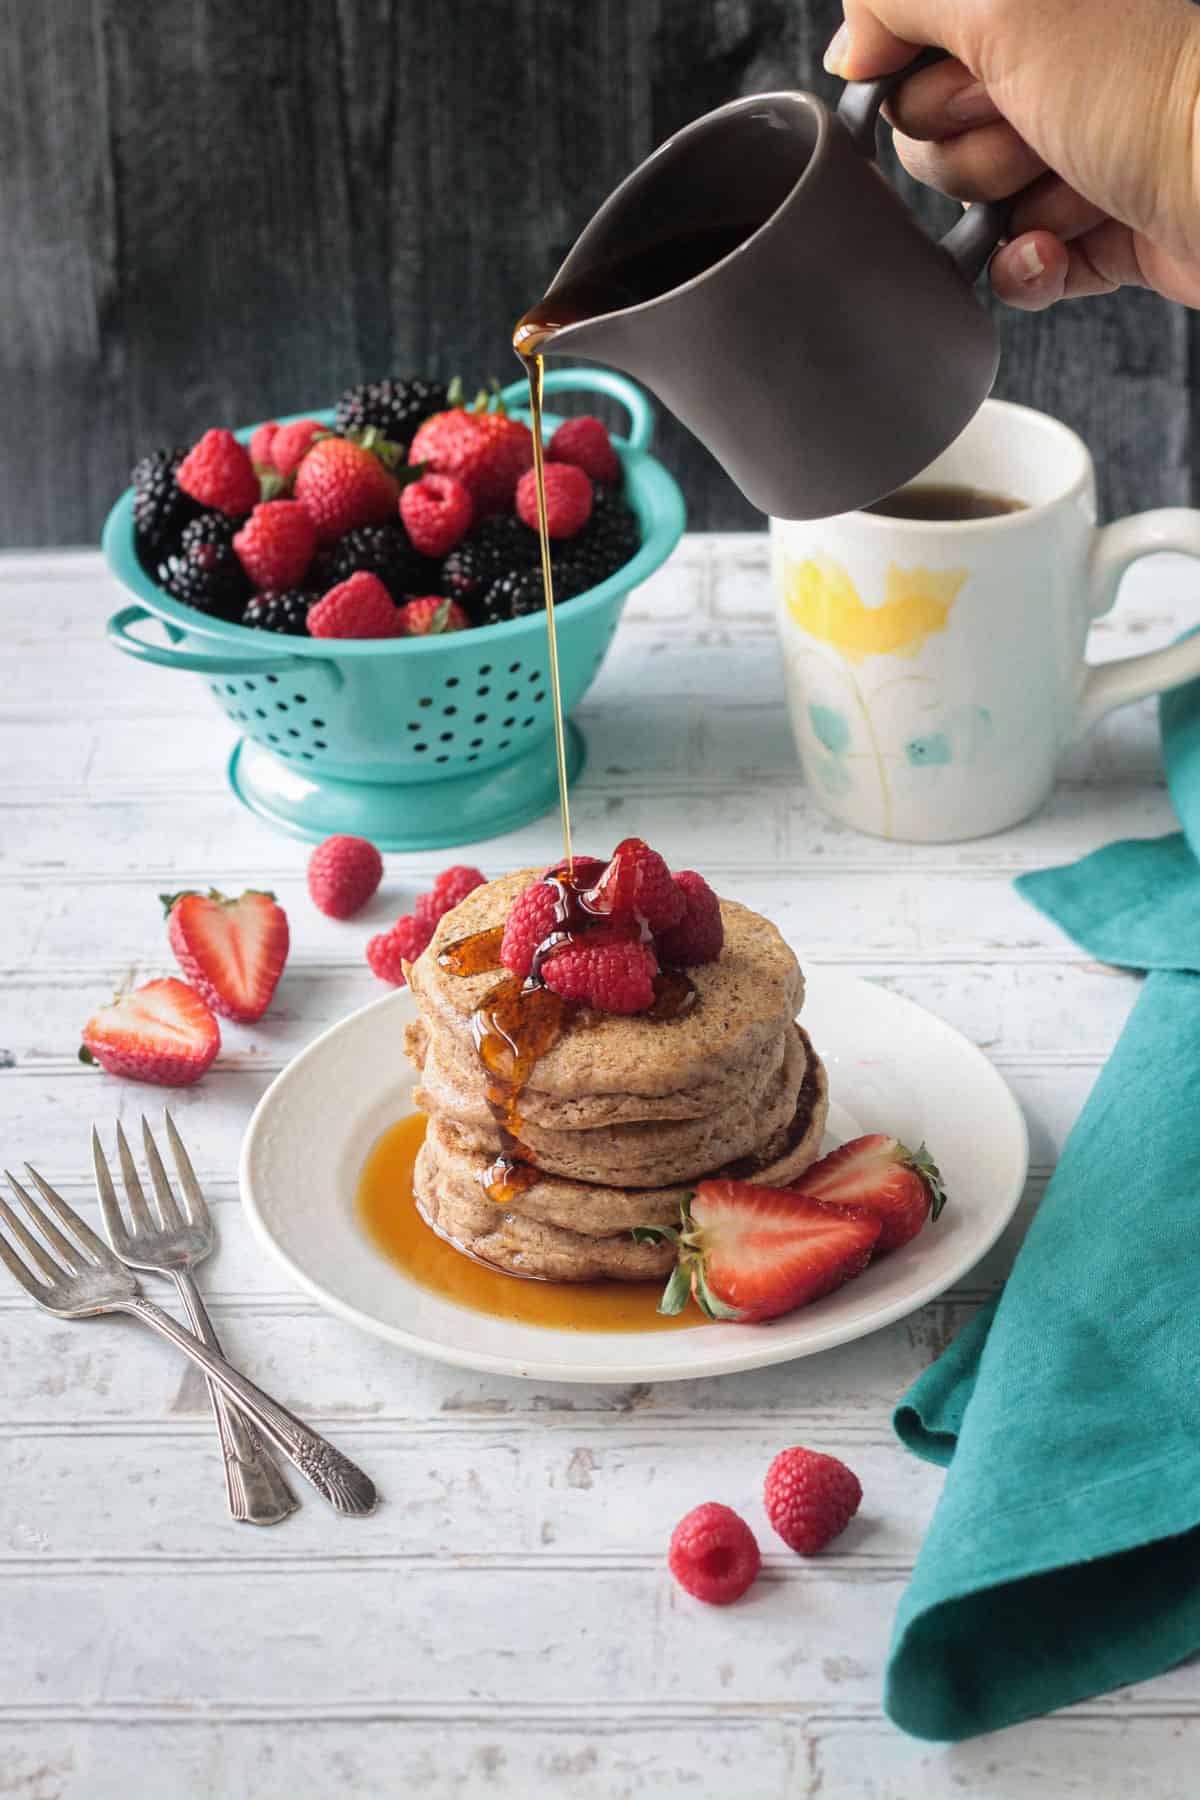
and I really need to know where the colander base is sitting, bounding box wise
[227,724,587,851]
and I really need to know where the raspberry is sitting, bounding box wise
[365,914,433,986]
[249,422,279,468]
[763,1448,862,1555]
[656,870,724,966]
[542,855,607,888]
[307,835,384,920]
[233,500,316,591]
[400,472,474,557]
[295,437,400,544]
[272,419,326,479]
[177,429,261,517]
[515,462,593,539]
[548,416,621,486]
[500,879,560,977]
[430,864,486,915]
[542,933,658,1014]
[397,595,471,635]
[589,838,685,933]
[668,1503,761,1605]
[308,572,403,639]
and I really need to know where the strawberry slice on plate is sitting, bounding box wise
[635,1180,883,1323]
[80,978,219,1086]
[790,1134,947,1254]
[162,889,289,1023]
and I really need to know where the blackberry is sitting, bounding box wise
[131,447,202,562]
[479,566,547,625]
[157,512,252,620]
[334,376,448,448]
[242,589,318,635]
[441,514,540,611]
[315,522,439,602]
[585,482,642,564]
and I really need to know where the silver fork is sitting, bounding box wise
[93,1115,297,1527]
[0,1162,377,1518]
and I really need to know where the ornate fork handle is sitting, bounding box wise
[171,1268,297,1526]
[122,1296,377,1517]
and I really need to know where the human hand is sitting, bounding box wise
[825,0,1200,308]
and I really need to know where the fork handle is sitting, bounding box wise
[171,1269,298,1527]
[120,1296,377,1517]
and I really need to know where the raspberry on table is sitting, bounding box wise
[177,428,262,517]
[656,870,724,966]
[397,595,471,635]
[763,1447,862,1555]
[668,1502,761,1605]
[548,415,621,487]
[308,835,384,919]
[590,838,685,933]
[542,933,658,1013]
[233,500,316,591]
[515,462,593,539]
[308,572,404,639]
[271,418,325,479]
[366,914,433,985]
[500,879,561,978]
[241,589,317,634]
[400,472,474,558]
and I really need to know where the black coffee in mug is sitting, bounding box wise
[865,482,1027,521]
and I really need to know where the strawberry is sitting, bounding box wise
[232,500,316,590]
[397,595,471,636]
[80,978,219,1086]
[790,1135,947,1253]
[294,436,400,544]
[636,1182,882,1323]
[409,393,533,516]
[162,889,289,1023]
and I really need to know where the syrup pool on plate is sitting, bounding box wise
[356,1114,704,1334]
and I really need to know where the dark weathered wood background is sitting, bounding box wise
[2,0,1195,545]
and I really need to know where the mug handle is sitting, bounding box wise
[1076,511,1200,734]
[836,49,1012,283]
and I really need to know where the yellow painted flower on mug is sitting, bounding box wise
[783,554,967,664]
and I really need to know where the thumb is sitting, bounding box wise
[824,1,921,79]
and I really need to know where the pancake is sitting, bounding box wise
[413,1023,808,1187]
[407,870,804,1103]
[411,1040,830,1280]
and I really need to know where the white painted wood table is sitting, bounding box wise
[2,537,1195,1798]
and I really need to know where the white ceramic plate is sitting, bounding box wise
[240,967,1027,1382]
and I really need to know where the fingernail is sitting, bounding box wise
[1018,241,1046,282]
[945,80,996,123]
[823,23,850,76]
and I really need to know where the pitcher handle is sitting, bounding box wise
[498,367,656,454]
[836,48,1012,284]
[107,603,333,679]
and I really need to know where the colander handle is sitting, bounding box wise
[498,367,655,453]
[107,604,320,677]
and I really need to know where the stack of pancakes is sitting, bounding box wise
[405,869,829,1282]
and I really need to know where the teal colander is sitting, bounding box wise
[103,368,686,850]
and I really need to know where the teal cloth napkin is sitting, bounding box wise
[883,684,1200,1741]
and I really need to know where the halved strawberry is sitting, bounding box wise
[790,1134,947,1254]
[635,1181,882,1323]
[80,978,220,1086]
[162,889,289,1023]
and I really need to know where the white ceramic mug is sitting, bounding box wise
[771,398,1200,841]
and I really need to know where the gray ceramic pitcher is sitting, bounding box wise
[524,52,1009,520]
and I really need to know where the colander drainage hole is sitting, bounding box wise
[469,737,483,749]
[477,685,490,697]
[294,694,307,704]
[300,751,314,761]
[479,663,492,675]
[418,696,432,708]
[276,701,288,712]
[503,716,515,729]
[467,753,479,763]
[533,690,546,703]
[439,732,453,743]
[522,716,534,728]
[445,676,460,688]
[473,713,486,725]
[311,718,325,728]
[508,662,521,673]
[414,743,428,754]
[266,674,279,685]
[243,681,256,693]
[225,683,237,695]
[435,754,449,764]
[255,708,267,719]
[505,690,518,702]
[267,733,279,744]
[314,739,327,749]
[288,728,300,739]
[498,739,511,751]
[443,704,457,716]
[527,670,540,684]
